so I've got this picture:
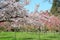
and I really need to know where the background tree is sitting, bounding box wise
[47,0,60,16]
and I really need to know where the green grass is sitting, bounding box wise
[0,32,60,40]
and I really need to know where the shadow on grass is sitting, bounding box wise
[0,36,13,39]
[20,38,34,40]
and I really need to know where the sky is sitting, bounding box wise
[24,0,53,13]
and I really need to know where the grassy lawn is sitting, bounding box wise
[0,32,60,40]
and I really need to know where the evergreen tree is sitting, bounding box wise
[47,0,60,16]
[51,0,60,16]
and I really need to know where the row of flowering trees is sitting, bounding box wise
[0,0,60,32]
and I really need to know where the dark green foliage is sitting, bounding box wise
[51,0,60,16]
[0,26,5,32]
[16,0,19,2]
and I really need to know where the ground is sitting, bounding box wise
[0,32,60,40]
